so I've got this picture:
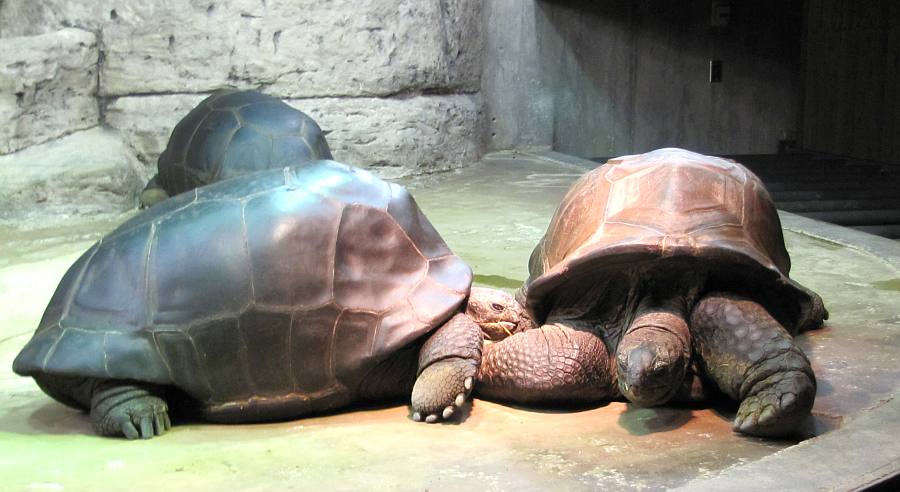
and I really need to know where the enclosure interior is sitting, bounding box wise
[1,0,899,490]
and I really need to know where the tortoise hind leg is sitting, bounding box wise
[90,380,171,439]
[411,313,483,423]
[690,293,816,437]
[33,375,171,439]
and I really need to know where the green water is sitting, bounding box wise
[872,278,900,292]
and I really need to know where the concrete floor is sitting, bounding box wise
[2,151,899,491]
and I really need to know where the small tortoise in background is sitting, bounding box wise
[476,148,827,437]
[14,161,530,439]
[140,89,332,207]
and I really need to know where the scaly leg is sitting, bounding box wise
[691,293,816,437]
[90,381,171,439]
[411,313,483,423]
[477,322,616,403]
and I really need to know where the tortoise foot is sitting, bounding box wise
[734,369,815,437]
[139,187,169,208]
[91,383,171,439]
[410,357,475,423]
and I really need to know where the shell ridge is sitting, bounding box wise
[328,309,343,384]
[142,221,157,330]
[59,242,102,324]
[212,123,242,182]
[235,315,258,396]
[288,309,297,392]
[39,327,68,371]
[239,200,257,304]
[187,324,217,402]
[102,332,110,376]
[151,331,176,381]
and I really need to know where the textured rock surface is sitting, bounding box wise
[0,28,99,154]
[0,128,146,228]
[0,0,487,226]
[102,0,481,97]
[303,95,484,176]
[108,93,484,176]
[104,94,208,167]
[0,0,483,97]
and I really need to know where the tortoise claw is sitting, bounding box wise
[733,369,815,437]
[411,358,476,424]
[90,383,170,439]
[121,421,140,440]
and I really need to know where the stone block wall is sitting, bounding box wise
[0,28,99,154]
[0,0,486,226]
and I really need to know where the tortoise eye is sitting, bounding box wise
[490,303,504,311]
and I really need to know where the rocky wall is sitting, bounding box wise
[0,0,486,226]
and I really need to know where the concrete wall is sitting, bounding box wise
[0,0,486,172]
[0,0,486,227]
[801,0,900,163]
[484,0,804,158]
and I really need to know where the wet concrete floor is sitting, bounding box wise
[1,151,899,491]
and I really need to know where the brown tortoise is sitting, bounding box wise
[13,160,531,439]
[476,148,827,437]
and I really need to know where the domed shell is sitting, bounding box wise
[520,148,816,329]
[14,161,471,416]
[157,89,333,196]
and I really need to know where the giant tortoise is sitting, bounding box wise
[14,161,530,439]
[141,89,332,207]
[476,148,827,437]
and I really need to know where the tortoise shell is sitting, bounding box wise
[13,161,471,420]
[519,148,819,331]
[157,89,332,196]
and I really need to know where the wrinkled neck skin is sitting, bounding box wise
[465,287,536,341]
[544,263,707,345]
[542,263,708,403]
[544,272,635,348]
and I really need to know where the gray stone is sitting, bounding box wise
[299,94,485,176]
[107,93,484,178]
[97,0,481,98]
[0,28,99,154]
[0,1,111,36]
[104,93,207,168]
[0,128,146,228]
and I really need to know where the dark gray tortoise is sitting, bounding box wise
[476,148,828,437]
[14,161,530,439]
[140,89,332,207]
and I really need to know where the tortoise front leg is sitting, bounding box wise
[90,380,171,439]
[139,174,169,208]
[477,322,616,404]
[411,313,483,423]
[690,293,816,437]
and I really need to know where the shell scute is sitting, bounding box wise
[150,199,251,324]
[190,318,254,403]
[185,108,239,178]
[333,204,427,313]
[238,310,293,395]
[290,303,343,394]
[245,189,340,308]
[68,225,150,330]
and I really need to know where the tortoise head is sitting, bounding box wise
[466,287,536,341]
